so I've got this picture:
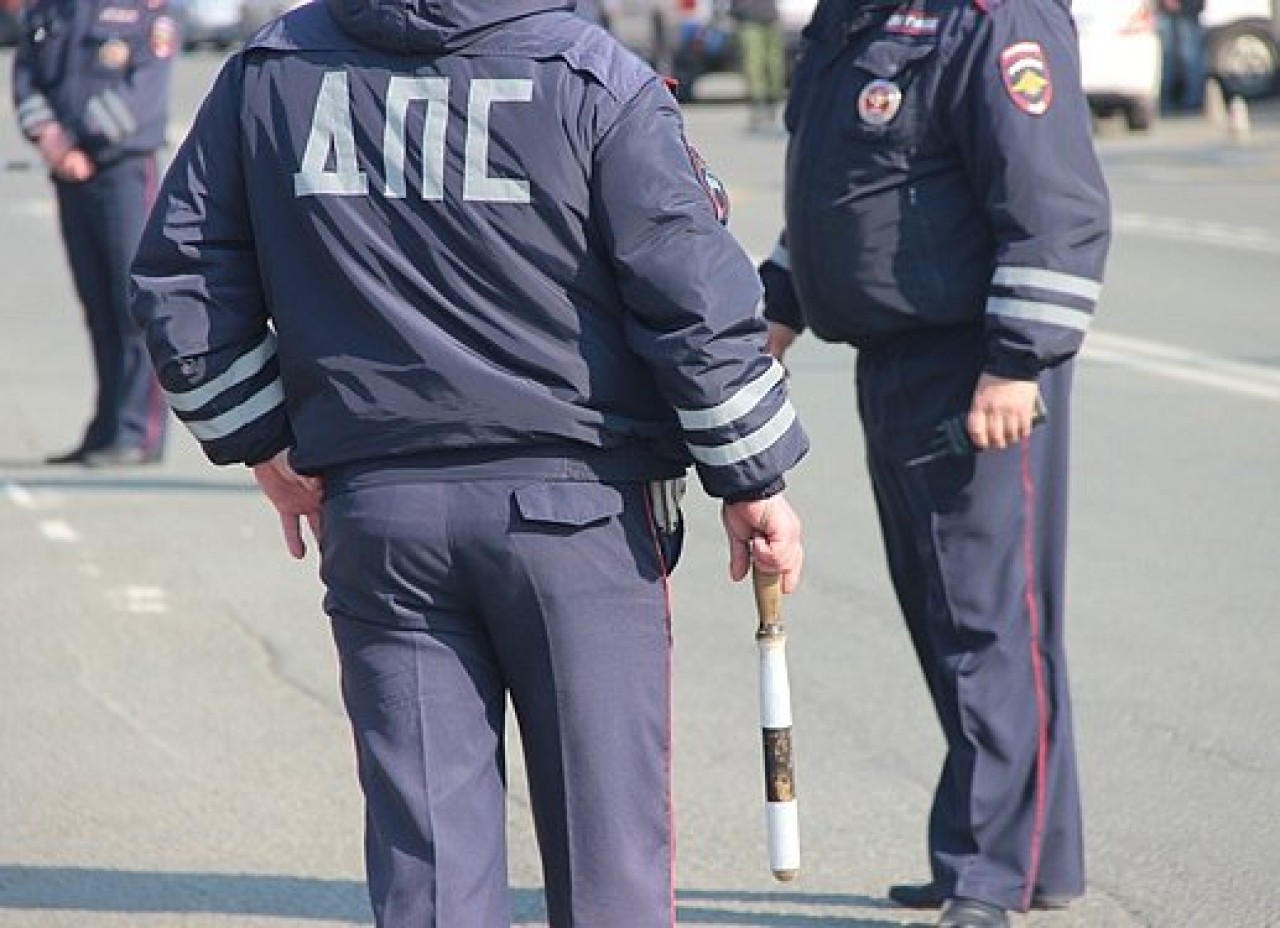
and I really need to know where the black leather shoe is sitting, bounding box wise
[45,447,91,465]
[890,881,1074,911]
[938,898,1009,928]
[81,446,163,467]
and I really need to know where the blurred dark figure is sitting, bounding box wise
[576,0,606,26]
[1157,0,1208,113]
[730,0,786,131]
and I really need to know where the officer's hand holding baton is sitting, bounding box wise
[251,449,325,560]
[721,494,804,593]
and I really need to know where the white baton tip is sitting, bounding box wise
[766,800,800,876]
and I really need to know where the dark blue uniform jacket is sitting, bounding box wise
[764,0,1111,379]
[130,0,807,499]
[12,0,176,163]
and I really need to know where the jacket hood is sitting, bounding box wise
[325,0,575,53]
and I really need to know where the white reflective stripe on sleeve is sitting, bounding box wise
[100,90,137,136]
[993,266,1103,301]
[17,96,55,131]
[986,297,1092,332]
[676,360,785,431]
[84,96,122,141]
[163,335,277,412]
[687,401,797,467]
[184,379,286,442]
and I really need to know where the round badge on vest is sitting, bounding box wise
[857,79,903,126]
[98,38,131,70]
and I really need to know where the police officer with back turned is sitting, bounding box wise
[759,1,1111,926]
[13,0,177,466]
[129,2,808,925]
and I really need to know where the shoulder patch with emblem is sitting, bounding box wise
[1000,41,1053,115]
[685,142,730,226]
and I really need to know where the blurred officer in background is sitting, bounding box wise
[130,1,808,925]
[12,0,177,466]
[759,1,1111,926]
[730,0,786,131]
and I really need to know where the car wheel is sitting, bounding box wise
[1209,21,1279,100]
[1125,99,1157,132]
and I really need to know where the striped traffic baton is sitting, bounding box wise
[752,565,799,881]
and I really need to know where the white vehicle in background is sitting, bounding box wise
[1204,0,1280,98]
[1074,0,1163,131]
[171,0,248,50]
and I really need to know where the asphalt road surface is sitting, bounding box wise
[1,48,1278,928]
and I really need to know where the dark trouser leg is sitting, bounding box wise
[478,480,676,928]
[857,333,1084,912]
[54,156,167,455]
[321,479,676,927]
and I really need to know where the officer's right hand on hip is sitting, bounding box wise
[251,450,325,560]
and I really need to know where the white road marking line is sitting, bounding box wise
[107,585,169,615]
[1114,212,1280,255]
[39,520,81,543]
[1084,331,1280,402]
[4,480,35,509]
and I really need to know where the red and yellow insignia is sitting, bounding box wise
[150,15,178,59]
[1000,41,1053,116]
[857,79,903,126]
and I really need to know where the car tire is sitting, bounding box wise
[1125,99,1157,132]
[1209,20,1279,100]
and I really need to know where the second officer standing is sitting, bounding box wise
[759,1,1112,926]
[12,0,177,466]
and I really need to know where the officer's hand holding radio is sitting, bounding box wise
[967,373,1043,452]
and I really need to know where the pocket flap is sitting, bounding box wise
[853,39,936,79]
[514,482,623,528]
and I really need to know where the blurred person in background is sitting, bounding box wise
[11,0,178,466]
[731,0,787,131]
[575,0,606,25]
[1157,0,1208,113]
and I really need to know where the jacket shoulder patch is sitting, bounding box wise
[1000,40,1053,115]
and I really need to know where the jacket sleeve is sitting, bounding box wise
[11,11,66,146]
[129,57,293,467]
[758,230,806,333]
[73,4,179,161]
[945,1,1112,379]
[591,76,808,498]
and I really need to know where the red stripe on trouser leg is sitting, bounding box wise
[1020,440,1050,911]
